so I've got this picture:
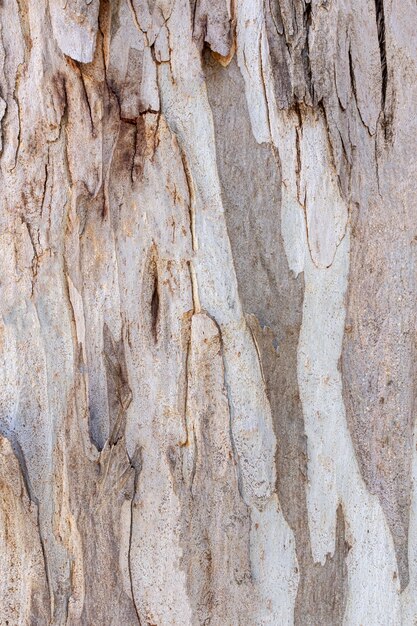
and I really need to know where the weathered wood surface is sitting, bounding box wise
[0,0,416,624]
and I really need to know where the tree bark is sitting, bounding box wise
[0,0,416,624]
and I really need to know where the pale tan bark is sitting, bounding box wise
[0,0,416,624]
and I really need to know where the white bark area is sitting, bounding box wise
[0,0,416,624]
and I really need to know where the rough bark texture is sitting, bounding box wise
[0,0,416,624]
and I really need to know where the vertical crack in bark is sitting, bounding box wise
[217,323,246,505]
[143,246,161,345]
[150,269,160,343]
[130,121,138,184]
[374,0,387,110]
[188,260,201,314]
[179,147,197,253]
[348,45,373,135]
[36,503,54,621]
[11,62,24,172]
[128,447,143,626]
[77,62,95,134]
[294,109,303,206]
[180,321,193,451]
[103,324,132,447]
[303,0,313,103]
[40,148,50,217]
[180,146,201,314]
[374,0,393,142]
[258,31,274,141]
[21,216,42,297]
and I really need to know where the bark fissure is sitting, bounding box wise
[128,447,143,626]
[150,269,160,343]
[374,0,387,110]
[0,0,416,623]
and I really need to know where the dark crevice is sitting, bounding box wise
[180,323,193,451]
[103,323,132,447]
[375,0,394,142]
[268,0,284,36]
[347,44,373,135]
[88,407,104,452]
[140,243,163,348]
[302,1,313,103]
[374,0,388,110]
[142,246,161,345]
[150,271,159,343]
[348,47,359,115]
[131,121,138,183]
[72,60,95,134]
[127,446,143,626]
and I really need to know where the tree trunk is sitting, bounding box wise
[0,0,416,624]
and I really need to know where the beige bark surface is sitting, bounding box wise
[0,0,416,624]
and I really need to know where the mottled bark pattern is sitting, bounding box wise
[0,0,415,624]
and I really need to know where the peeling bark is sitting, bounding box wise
[0,0,416,624]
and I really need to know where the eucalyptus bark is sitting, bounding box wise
[0,0,416,624]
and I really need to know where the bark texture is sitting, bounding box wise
[0,0,416,624]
